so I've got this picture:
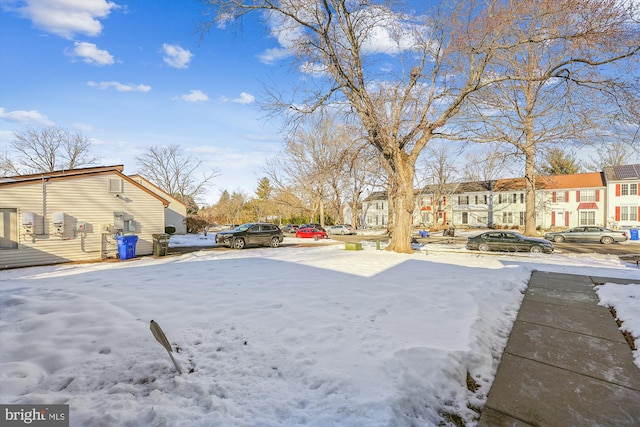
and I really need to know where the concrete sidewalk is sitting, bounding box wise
[478,271,640,427]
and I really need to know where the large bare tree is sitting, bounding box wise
[136,144,219,207]
[264,115,348,227]
[1,126,99,175]
[200,0,521,252]
[462,0,640,235]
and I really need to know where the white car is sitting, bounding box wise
[327,224,357,235]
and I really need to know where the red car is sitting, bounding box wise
[295,227,328,240]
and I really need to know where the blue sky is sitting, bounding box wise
[0,0,289,204]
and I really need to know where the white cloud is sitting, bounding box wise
[3,0,118,39]
[232,92,255,104]
[162,43,193,69]
[299,62,328,77]
[0,107,54,125]
[218,92,256,104]
[259,5,424,66]
[180,90,209,102]
[87,81,151,92]
[257,47,291,65]
[67,41,114,66]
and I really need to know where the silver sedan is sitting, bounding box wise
[544,226,628,244]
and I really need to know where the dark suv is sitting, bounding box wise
[215,222,284,249]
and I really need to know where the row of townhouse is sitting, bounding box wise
[359,164,640,230]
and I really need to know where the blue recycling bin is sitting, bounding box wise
[116,235,139,260]
[630,228,639,241]
[419,230,429,238]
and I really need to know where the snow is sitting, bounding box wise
[1,234,639,426]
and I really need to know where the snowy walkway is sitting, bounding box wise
[479,271,640,426]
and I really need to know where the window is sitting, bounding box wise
[458,196,469,205]
[579,211,596,226]
[0,208,18,250]
[621,184,629,196]
[461,212,469,224]
[502,212,514,224]
[519,211,525,226]
[621,206,638,221]
[555,192,566,202]
[580,190,596,202]
[475,195,487,204]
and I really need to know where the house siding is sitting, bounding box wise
[1,172,166,269]
[130,175,188,234]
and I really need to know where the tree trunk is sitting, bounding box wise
[523,82,538,236]
[386,157,415,253]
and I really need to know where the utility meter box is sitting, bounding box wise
[21,212,35,226]
[114,212,125,230]
[52,212,65,226]
[52,212,65,235]
[77,222,87,232]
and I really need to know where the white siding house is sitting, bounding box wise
[0,166,168,269]
[539,172,606,229]
[603,164,640,229]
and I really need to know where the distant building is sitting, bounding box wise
[358,166,636,230]
[603,164,640,228]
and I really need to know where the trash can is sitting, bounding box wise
[116,235,138,260]
[419,230,429,238]
[630,228,639,241]
[153,233,170,256]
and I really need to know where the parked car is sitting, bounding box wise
[327,224,356,235]
[299,223,326,231]
[295,227,328,240]
[215,222,284,249]
[466,231,554,254]
[544,226,628,244]
[281,224,299,233]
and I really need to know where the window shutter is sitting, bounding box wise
[552,192,556,202]
[565,191,569,202]
[551,211,555,226]
[576,191,580,202]
[616,184,620,196]
[615,206,621,221]
[565,212,569,226]
[595,190,600,202]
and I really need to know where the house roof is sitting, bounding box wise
[494,172,604,191]
[538,172,604,189]
[603,164,640,181]
[0,165,170,207]
[0,165,125,184]
[363,191,388,201]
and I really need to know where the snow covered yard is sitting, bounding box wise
[1,236,639,426]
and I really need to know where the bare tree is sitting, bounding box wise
[2,126,99,175]
[585,140,640,170]
[264,115,348,228]
[460,143,515,182]
[416,142,459,227]
[199,0,523,253]
[136,144,219,206]
[462,0,640,235]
